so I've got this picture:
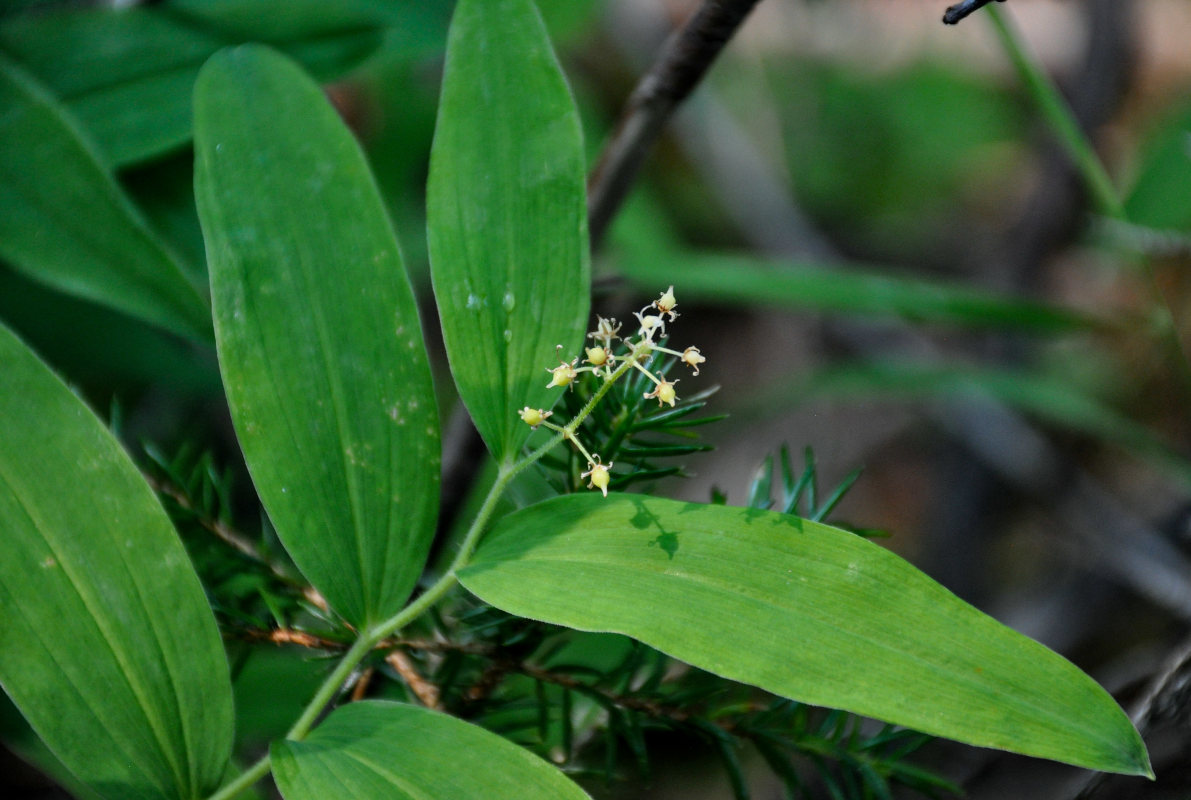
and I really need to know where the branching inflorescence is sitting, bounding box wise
[519,287,706,497]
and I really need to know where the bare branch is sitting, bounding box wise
[385,650,441,709]
[942,0,1005,26]
[588,0,762,248]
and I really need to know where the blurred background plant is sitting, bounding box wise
[2,0,1191,798]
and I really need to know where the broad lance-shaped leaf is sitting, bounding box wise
[0,53,211,341]
[459,494,1152,776]
[272,701,591,800]
[427,0,589,463]
[195,45,440,629]
[0,323,234,800]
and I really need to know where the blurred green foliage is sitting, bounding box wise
[772,61,1025,255]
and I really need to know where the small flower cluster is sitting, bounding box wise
[518,286,706,498]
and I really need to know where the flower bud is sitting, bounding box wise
[645,379,678,407]
[545,345,578,389]
[585,346,609,367]
[518,407,551,428]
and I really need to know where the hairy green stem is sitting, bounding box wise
[205,352,637,800]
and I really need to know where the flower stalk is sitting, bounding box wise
[520,287,705,497]
[207,287,703,799]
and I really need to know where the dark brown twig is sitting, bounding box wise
[144,470,327,607]
[238,627,493,656]
[350,667,374,702]
[942,0,1005,26]
[518,660,699,722]
[587,0,763,248]
[243,627,702,723]
[385,650,441,709]
[458,654,706,725]
[145,471,261,563]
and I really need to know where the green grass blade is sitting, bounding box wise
[460,494,1152,776]
[194,45,440,628]
[623,251,1097,332]
[427,0,590,463]
[0,324,233,800]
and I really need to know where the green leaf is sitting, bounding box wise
[0,8,221,168]
[0,53,211,340]
[620,249,1096,332]
[768,61,1024,256]
[1124,97,1191,232]
[271,701,591,800]
[0,695,107,800]
[459,494,1152,776]
[194,45,440,629]
[0,324,233,800]
[169,0,386,94]
[0,4,384,168]
[0,265,221,394]
[169,0,383,43]
[427,0,589,463]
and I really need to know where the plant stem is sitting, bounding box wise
[987,4,1191,403]
[284,635,376,739]
[204,354,638,800]
[943,0,1003,26]
[986,5,1122,220]
[206,757,271,800]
